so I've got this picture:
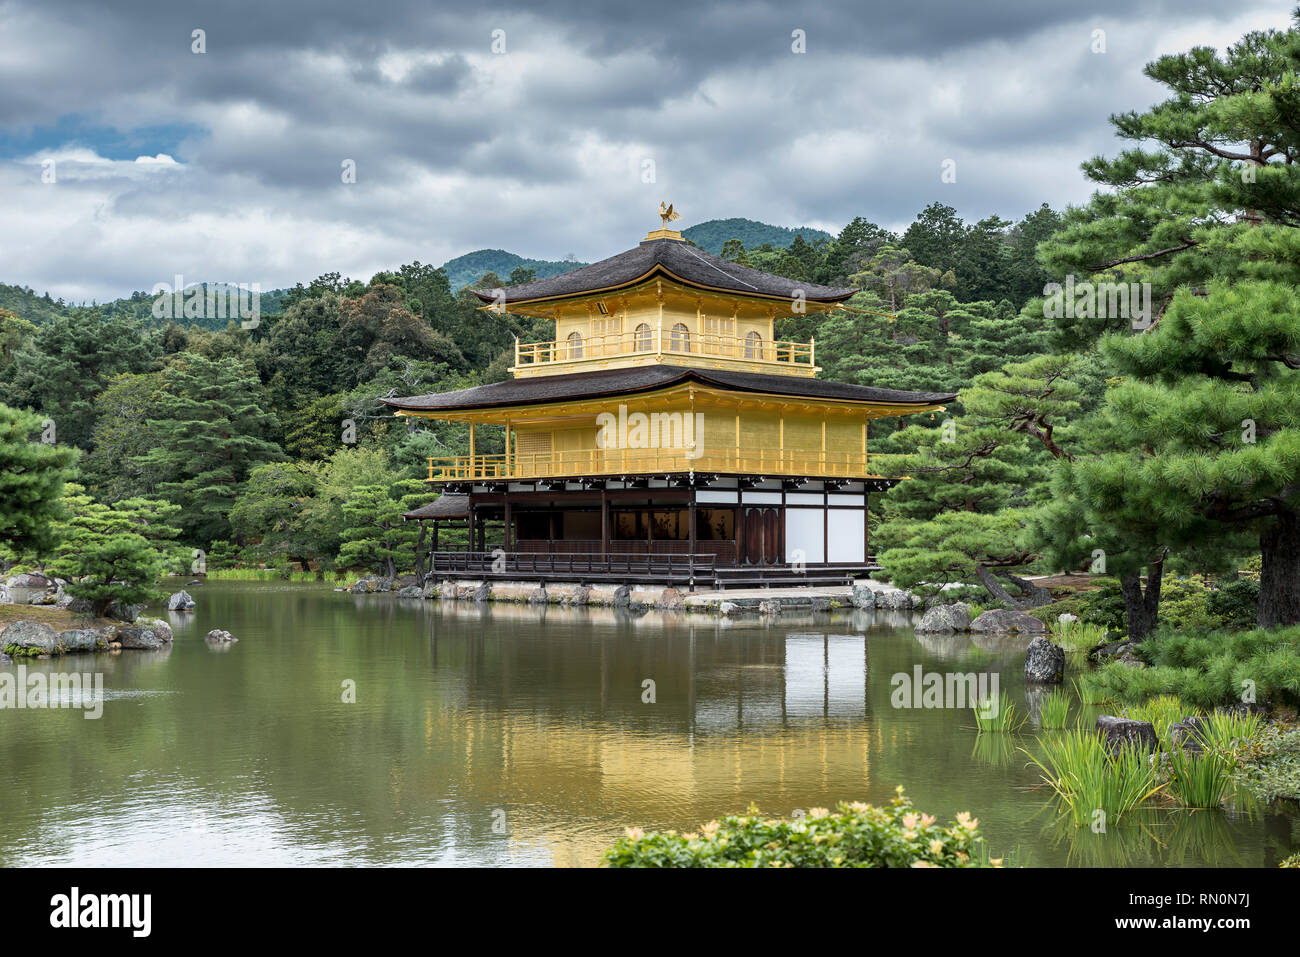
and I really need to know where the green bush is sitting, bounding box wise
[602,789,999,868]
[1207,578,1260,630]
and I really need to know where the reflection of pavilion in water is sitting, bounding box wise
[414,606,881,866]
[693,633,867,732]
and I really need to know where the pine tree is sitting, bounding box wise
[1033,16,1300,627]
[0,402,78,565]
[336,481,422,578]
[135,353,285,547]
[45,485,180,618]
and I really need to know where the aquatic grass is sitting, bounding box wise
[1198,710,1264,755]
[1039,690,1071,730]
[1074,676,1108,706]
[1024,727,1165,828]
[1166,748,1235,809]
[1123,694,1188,742]
[972,691,1027,734]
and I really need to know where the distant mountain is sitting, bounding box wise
[441,249,588,293]
[682,218,833,255]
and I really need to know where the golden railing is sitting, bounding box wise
[514,329,814,369]
[427,446,871,481]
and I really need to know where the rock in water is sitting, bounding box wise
[117,618,174,650]
[969,609,1047,634]
[758,600,781,616]
[205,629,239,643]
[915,602,972,633]
[1096,715,1159,754]
[166,590,196,611]
[1024,636,1065,683]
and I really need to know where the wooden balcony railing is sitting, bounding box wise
[427,446,873,481]
[513,328,815,371]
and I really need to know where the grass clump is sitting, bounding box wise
[1025,728,1165,828]
[973,691,1027,734]
[1123,694,1186,742]
[1039,690,1071,729]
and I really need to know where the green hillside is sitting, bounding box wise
[442,249,588,292]
[682,218,833,254]
[0,284,68,324]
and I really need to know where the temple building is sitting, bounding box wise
[387,209,955,588]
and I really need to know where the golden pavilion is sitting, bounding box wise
[386,209,954,588]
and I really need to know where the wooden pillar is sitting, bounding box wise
[601,490,609,558]
[504,496,513,553]
[688,492,698,589]
[736,500,746,567]
[467,503,475,553]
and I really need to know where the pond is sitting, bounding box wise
[1,581,1295,866]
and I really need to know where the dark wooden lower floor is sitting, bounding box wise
[415,478,884,588]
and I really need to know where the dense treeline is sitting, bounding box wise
[0,195,1057,588]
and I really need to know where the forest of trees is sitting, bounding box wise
[2,15,1300,648]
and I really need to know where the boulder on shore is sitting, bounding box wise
[657,587,685,611]
[58,629,102,653]
[1,620,62,656]
[850,582,876,609]
[915,602,972,633]
[1024,636,1065,683]
[1096,715,1159,754]
[969,609,1047,635]
[166,589,196,611]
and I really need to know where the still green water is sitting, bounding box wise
[1,581,1296,867]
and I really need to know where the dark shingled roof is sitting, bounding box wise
[403,494,469,520]
[471,237,855,305]
[384,366,956,414]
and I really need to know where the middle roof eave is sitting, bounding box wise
[384,365,957,414]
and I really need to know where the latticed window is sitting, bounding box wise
[591,315,622,355]
[566,330,584,359]
[670,322,691,352]
[702,315,733,356]
[633,322,653,352]
[745,330,763,359]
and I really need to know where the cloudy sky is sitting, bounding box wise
[0,0,1292,303]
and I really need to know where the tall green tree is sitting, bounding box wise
[135,353,285,546]
[0,403,78,565]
